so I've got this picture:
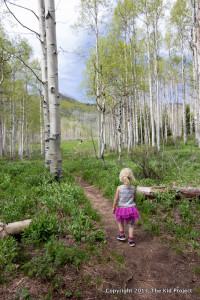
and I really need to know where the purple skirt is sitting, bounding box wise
[115,206,141,223]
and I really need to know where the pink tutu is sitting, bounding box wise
[115,206,141,223]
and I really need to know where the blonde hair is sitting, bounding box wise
[119,168,135,185]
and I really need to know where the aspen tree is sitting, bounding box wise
[117,96,122,163]
[143,0,155,147]
[38,0,50,165]
[197,0,200,147]
[152,0,164,151]
[76,0,109,161]
[170,0,190,145]
[44,0,62,177]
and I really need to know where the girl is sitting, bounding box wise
[113,168,140,247]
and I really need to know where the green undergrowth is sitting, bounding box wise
[0,159,105,294]
[62,139,200,256]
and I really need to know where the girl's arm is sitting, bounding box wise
[134,189,137,202]
[113,186,120,214]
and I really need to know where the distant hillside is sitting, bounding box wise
[59,93,98,141]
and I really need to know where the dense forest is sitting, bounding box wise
[80,0,200,163]
[1,0,200,168]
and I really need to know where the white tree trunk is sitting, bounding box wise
[0,105,2,157]
[2,113,7,156]
[181,37,187,145]
[143,91,148,145]
[38,0,50,164]
[197,0,200,147]
[45,0,62,177]
[40,93,44,156]
[9,98,12,158]
[12,98,17,158]
[118,97,122,163]
[153,19,160,151]
[146,19,155,147]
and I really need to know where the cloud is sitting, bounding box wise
[2,0,88,101]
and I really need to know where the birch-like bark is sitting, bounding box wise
[180,36,187,145]
[21,93,25,158]
[171,80,174,139]
[25,93,29,158]
[118,97,122,164]
[18,99,22,158]
[2,105,7,156]
[45,0,62,177]
[164,82,168,142]
[38,0,50,164]
[196,0,200,147]
[135,100,139,145]
[192,0,199,144]
[40,93,44,156]
[145,13,155,147]
[0,100,2,157]
[12,98,17,158]
[9,98,12,158]
[153,19,160,151]
[143,91,148,145]
[93,1,101,159]
[139,98,143,144]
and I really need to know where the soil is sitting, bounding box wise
[0,177,199,300]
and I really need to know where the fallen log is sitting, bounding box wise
[0,219,32,238]
[137,186,200,199]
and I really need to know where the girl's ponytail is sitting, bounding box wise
[123,176,130,185]
[119,168,135,185]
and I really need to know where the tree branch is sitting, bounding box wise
[5,0,39,20]
[4,0,40,38]
[4,48,43,84]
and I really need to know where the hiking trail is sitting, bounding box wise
[75,176,199,300]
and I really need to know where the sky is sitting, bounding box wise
[2,0,94,102]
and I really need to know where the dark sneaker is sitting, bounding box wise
[128,240,135,247]
[117,235,126,241]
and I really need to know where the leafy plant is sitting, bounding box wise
[14,287,33,300]
[52,274,62,291]
[0,236,19,282]
[22,212,59,244]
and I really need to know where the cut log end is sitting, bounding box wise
[0,219,32,238]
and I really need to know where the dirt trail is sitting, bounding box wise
[75,176,199,300]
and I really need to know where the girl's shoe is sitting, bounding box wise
[128,240,135,247]
[117,235,126,241]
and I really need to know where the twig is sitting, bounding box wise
[3,47,43,84]
[4,0,40,38]
[5,0,39,20]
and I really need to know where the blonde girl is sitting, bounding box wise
[113,168,140,246]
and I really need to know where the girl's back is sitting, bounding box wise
[118,185,136,207]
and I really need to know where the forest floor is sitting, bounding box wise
[74,176,199,300]
[0,174,199,300]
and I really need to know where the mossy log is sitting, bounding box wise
[0,219,32,238]
[137,186,200,199]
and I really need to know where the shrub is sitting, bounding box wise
[130,145,165,180]
[22,212,59,244]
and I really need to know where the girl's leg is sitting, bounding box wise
[128,222,135,246]
[117,221,124,233]
[128,223,134,239]
[117,222,125,241]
